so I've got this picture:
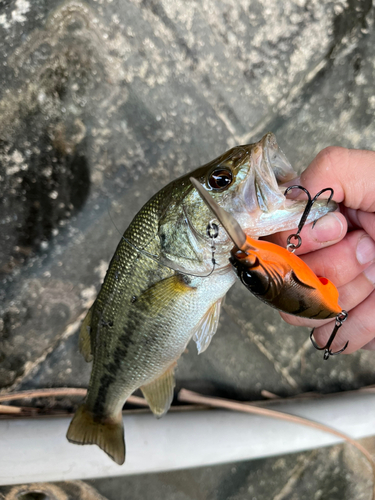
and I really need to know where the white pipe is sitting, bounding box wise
[1,392,374,485]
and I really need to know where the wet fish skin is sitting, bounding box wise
[66,133,336,464]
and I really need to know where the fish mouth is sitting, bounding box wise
[236,133,337,237]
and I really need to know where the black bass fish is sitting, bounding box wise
[67,133,336,464]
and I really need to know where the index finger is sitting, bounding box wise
[293,147,375,212]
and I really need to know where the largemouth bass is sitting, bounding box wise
[67,133,336,464]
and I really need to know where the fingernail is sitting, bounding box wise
[364,263,375,285]
[313,213,343,242]
[282,177,302,198]
[356,236,375,265]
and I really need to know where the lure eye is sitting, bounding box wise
[208,168,233,190]
[240,269,269,296]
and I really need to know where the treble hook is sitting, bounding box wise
[310,310,349,360]
[284,185,334,252]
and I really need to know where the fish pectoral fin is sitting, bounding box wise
[141,364,176,418]
[66,404,125,465]
[79,306,94,362]
[137,275,195,316]
[193,297,224,354]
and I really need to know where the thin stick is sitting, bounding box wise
[0,404,23,414]
[178,389,375,500]
[0,388,148,407]
[0,388,87,401]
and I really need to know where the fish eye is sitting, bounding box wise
[207,168,233,190]
[240,269,269,295]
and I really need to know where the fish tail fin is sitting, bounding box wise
[66,404,125,465]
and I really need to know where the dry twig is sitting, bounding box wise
[0,388,148,406]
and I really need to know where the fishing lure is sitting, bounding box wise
[190,177,349,360]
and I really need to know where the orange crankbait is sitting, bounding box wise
[190,178,349,360]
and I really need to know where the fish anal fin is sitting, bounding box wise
[193,297,223,354]
[79,306,94,362]
[66,404,125,465]
[141,364,176,418]
[137,275,195,316]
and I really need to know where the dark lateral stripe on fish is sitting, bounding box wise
[93,372,117,415]
[93,326,138,415]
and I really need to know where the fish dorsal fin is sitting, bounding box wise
[141,364,176,418]
[79,306,94,362]
[136,275,195,316]
[193,297,223,354]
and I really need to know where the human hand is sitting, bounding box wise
[266,146,375,354]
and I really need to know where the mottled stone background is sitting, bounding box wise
[0,0,375,499]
